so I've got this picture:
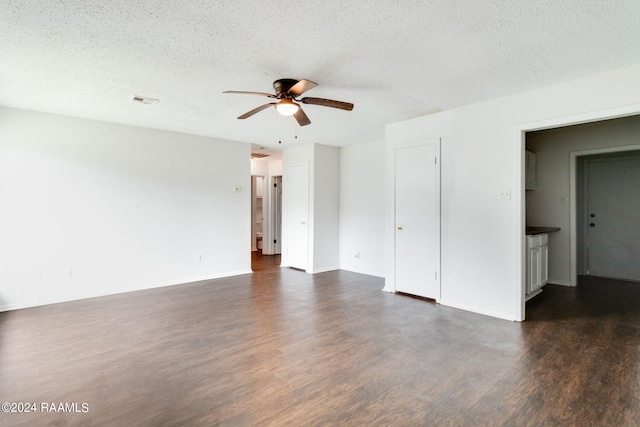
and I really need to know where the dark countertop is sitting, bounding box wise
[526,226,561,235]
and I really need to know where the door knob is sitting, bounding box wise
[590,223,596,227]
[396,226,403,231]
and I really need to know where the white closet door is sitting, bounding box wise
[285,163,310,271]
[394,142,440,299]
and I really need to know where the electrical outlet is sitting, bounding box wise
[355,252,361,259]
[500,189,511,200]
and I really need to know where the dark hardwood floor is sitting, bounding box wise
[2,254,640,426]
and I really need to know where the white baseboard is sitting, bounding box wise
[0,269,254,313]
[438,299,517,322]
[547,279,574,287]
[311,266,340,274]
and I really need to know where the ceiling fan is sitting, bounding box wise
[223,78,354,126]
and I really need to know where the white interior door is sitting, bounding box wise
[586,155,640,281]
[285,163,309,270]
[394,142,440,299]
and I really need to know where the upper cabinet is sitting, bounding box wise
[525,150,536,190]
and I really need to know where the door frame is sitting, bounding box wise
[384,138,441,298]
[515,103,640,321]
[570,145,640,282]
[269,175,283,255]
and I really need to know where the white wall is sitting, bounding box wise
[0,107,251,311]
[386,64,640,321]
[339,139,385,277]
[526,115,640,285]
[250,158,269,176]
[269,159,283,177]
[312,144,340,273]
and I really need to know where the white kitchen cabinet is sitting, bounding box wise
[526,233,548,300]
[525,150,536,190]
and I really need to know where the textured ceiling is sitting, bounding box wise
[1,1,639,150]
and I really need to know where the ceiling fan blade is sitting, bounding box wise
[224,91,276,98]
[288,79,318,97]
[294,107,311,126]
[300,97,354,111]
[238,103,275,119]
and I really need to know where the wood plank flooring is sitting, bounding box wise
[2,254,640,426]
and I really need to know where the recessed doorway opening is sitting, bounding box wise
[521,112,640,320]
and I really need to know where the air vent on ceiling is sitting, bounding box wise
[132,95,159,105]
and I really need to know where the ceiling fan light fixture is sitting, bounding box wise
[275,99,299,116]
[224,78,353,127]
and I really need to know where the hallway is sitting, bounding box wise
[251,250,281,273]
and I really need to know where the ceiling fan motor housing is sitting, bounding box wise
[273,79,299,97]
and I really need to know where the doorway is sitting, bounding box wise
[521,111,640,321]
[251,176,264,252]
[271,176,283,255]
